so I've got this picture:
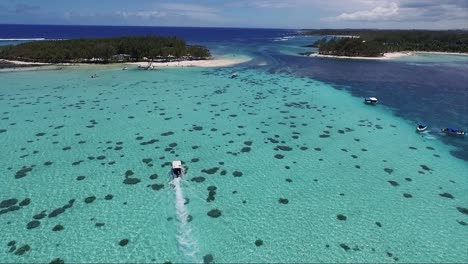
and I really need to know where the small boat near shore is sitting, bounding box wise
[416,123,428,132]
[364,97,378,105]
[230,72,238,79]
[171,160,184,178]
[441,127,466,136]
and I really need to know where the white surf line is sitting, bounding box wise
[171,177,199,262]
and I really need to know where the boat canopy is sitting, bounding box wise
[172,160,182,169]
[365,97,378,101]
[447,127,461,132]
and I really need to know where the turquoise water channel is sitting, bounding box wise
[0,63,467,263]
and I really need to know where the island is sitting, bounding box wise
[0,36,211,65]
[300,29,468,58]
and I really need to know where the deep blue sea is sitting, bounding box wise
[0,24,467,263]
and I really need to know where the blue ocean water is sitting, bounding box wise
[0,25,467,263]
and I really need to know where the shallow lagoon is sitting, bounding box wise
[0,63,467,263]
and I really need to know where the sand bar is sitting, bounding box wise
[309,51,468,60]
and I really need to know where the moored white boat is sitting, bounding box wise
[364,97,378,104]
[441,127,465,136]
[416,123,428,132]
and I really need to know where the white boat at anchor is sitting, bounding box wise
[364,97,378,105]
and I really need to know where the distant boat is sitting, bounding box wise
[441,127,465,136]
[416,123,428,132]
[230,72,238,79]
[122,67,128,70]
[171,160,184,178]
[364,97,378,104]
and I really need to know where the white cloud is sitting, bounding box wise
[116,11,167,19]
[326,2,399,21]
[116,3,223,23]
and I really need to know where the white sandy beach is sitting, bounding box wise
[0,59,50,65]
[309,51,468,60]
[125,56,251,68]
[0,56,251,71]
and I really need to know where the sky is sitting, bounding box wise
[0,0,467,29]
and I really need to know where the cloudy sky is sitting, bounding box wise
[0,0,467,29]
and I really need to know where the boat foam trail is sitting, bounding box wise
[171,177,199,262]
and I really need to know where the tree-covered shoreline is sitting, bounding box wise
[302,30,468,57]
[0,36,211,63]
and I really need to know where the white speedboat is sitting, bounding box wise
[364,97,378,104]
[416,123,428,132]
[172,160,183,178]
[441,127,465,136]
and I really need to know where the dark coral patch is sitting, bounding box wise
[274,154,284,159]
[84,196,96,204]
[203,254,214,264]
[191,177,206,183]
[150,184,164,191]
[105,194,114,200]
[27,220,40,229]
[123,178,141,185]
[384,168,393,174]
[277,145,292,151]
[149,174,158,180]
[161,131,174,136]
[375,222,382,227]
[76,176,86,181]
[202,167,219,174]
[52,224,64,231]
[340,243,350,251]
[255,239,263,247]
[244,141,253,146]
[44,161,53,166]
[119,239,129,246]
[33,212,47,220]
[233,171,243,177]
[0,198,18,208]
[241,147,251,152]
[14,244,31,256]
[142,158,152,164]
[439,193,454,199]
[388,180,399,187]
[420,164,432,171]
[278,198,289,204]
[192,126,203,131]
[50,258,65,264]
[19,198,31,207]
[337,214,347,221]
[207,209,222,218]
[456,207,468,215]
[15,167,33,179]
[403,193,413,198]
[35,132,46,137]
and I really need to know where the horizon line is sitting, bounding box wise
[0,23,467,31]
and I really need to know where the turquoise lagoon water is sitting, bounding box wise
[1,64,467,263]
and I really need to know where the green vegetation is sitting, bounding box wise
[303,30,468,57]
[0,36,211,63]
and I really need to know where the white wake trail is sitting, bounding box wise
[171,177,199,261]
